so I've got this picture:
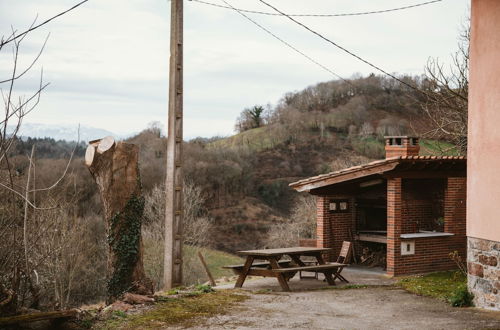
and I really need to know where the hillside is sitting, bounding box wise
[4,74,459,254]
[0,73,463,313]
[199,74,461,251]
[2,74,461,256]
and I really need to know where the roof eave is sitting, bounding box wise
[291,161,399,192]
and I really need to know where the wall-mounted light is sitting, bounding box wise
[329,199,349,213]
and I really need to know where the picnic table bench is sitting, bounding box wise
[223,260,293,272]
[228,247,345,291]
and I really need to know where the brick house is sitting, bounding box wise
[290,136,467,276]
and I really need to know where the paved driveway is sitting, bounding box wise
[188,267,500,329]
[192,287,500,329]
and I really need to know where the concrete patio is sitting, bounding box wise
[216,265,395,292]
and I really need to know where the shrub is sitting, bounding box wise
[449,284,474,307]
[195,284,214,293]
[142,181,215,289]
[351,136,385,159]
[265,195,316,248]
[257,180,292,208]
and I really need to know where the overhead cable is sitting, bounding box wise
[219,0,352,85]
[189,0,443,18]
[257,0,428,94]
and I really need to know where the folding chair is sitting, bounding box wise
[331,241,352,283]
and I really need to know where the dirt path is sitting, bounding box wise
[188,286,500,329]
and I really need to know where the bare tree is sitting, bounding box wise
[143,181,214,289]
[235,105,265,133]
[265,195,316,248]
[0,2,88,313]
[420,20,469,153]
[0,25,52,315]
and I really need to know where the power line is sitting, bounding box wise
[219,0,352,85]
[189,0,443,17]
[257,0,427,94]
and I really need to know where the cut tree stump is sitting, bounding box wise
[86,137,153,303]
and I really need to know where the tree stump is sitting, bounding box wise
[85,137,153,303]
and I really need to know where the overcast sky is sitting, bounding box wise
[0,0,469,139]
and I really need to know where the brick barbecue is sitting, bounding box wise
[290,136,467,276]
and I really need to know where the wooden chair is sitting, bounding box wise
[331,241,352,283]
[302,241,353,283]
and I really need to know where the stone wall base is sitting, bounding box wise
[468,237,500,310]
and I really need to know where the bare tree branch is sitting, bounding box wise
[0,34,50,85]
[419,19,469,154]
[0,0,89,48]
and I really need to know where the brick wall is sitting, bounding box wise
[387,177,466,276]
[316,196,354,261]
[402,179,444,232]
[387,178,402,276]
[444,177,467,237]
[316,197,332,251]
[468,237,500,310]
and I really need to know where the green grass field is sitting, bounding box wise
[397,270,467,301]
[97,290,247,329]
[420,139,461,156]
[209,124,462,157]
[208,126,283,152]
[184,245,244,280]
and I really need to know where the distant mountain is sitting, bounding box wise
[8,123,122,142]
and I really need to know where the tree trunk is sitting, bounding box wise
[85,137,153,303]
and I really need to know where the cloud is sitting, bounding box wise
[1,0,470,138]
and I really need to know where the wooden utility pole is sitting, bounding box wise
[164,0,183,289]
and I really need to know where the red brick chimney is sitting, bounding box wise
[385,136,420,158]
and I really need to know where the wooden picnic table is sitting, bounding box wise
[231,247,339,291]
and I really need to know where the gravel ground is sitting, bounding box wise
[191,286,500,330]
[181,267,500,330]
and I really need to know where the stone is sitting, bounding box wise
[122,292,154,305]
[468,250,480,262]
[469,237,494,251]
[107,301,133,313]
[469,262,484,277]
[476,278,494,293]
[485,269,500,281]
[485,293,498,303]
[479,255,498,267]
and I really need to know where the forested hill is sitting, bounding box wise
[117,74,455,252]
[7,74,455,253]
[234,73,432,140]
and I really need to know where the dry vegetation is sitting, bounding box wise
[0,17,469,316]
[1,72,464,314]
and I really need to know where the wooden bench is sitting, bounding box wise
[271,263,344,273]
[273,263,346,285]
[223,260,292,275]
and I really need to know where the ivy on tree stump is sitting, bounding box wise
[85,136,153,303]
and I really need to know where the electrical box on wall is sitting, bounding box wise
[401,241,415,255]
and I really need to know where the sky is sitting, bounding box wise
[0,0,469,139]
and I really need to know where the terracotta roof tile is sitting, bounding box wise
[289,155,466,188]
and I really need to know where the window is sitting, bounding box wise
[329,199,349,213]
